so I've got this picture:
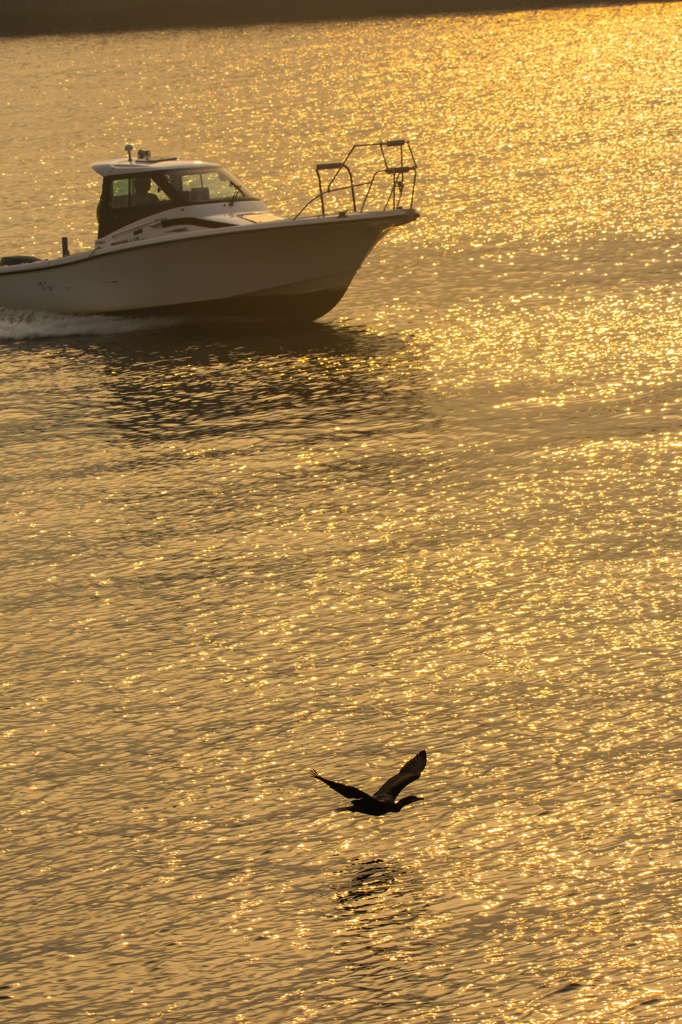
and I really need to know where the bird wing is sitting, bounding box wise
[372,749,427,801]
[309,769,374,802]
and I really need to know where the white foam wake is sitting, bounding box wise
[0,307,168,341]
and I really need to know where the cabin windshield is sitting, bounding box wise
[98,167,257,237]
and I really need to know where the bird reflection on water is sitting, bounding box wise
[331,857,426,953]
[335,858,401,911]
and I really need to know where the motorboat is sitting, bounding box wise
[0,141,418,320]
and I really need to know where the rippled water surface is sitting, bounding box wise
[4,6,682,1022]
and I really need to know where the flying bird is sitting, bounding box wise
[309,749,427,815]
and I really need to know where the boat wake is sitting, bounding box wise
[0,307,167,342]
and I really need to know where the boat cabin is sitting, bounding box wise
[93,155,258,238]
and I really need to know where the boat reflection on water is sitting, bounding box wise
[17,316,421,450]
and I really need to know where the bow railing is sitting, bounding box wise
[294,140,417,219]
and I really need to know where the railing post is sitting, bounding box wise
[315,166,326,217]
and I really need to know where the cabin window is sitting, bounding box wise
[108,174,171,208]
[178,170,254,203]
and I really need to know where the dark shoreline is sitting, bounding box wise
[0,0,663,38]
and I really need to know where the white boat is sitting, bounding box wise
[0,141,418,320]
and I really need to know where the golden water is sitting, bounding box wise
[3,6,682,1022]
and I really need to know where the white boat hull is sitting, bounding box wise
[0,209,417,320]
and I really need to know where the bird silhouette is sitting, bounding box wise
[309,749,427,815]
